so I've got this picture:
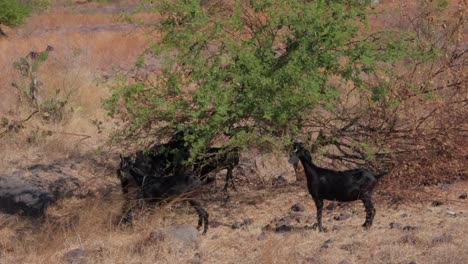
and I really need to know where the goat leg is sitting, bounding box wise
[314,198,325,232]
[189,200,210,234]
[120,202,133,225]
[224,168,236,192]
[120,189,142,225]
[361,194,375,229]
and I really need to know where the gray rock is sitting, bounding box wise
[275,224,292,233]
[446,210,457,217]
[273,215,291,227]
[291,203,305,212]
[64,248,87,264]
[326,202,337,211]
[150,225,199,250]
[0,163,83,217]
[333,213,352,221]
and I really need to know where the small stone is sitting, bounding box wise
[458,193,467,199]
[277,215,292,226]
[275,225,292,233]
[338,260,351,264]
[291,203,305,212]
[150,225,199,250]
[389,222,402,229]
[400,213,408,218]
[326,202,337,211]
[333,213,352,221]
[446,210,457,217]
[408,260,417,264]
[431,201,443,207]
[64,248,87,264]
[272,175,287,186]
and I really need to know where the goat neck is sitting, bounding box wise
[296,149,321,187]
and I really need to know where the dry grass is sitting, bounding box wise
[0,1,467,263]
[0,2,154,173]
[0,180,466,264]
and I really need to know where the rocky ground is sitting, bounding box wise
[0,168,466,263]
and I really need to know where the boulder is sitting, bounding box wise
[0,162,83,217]
[149,225,200,250]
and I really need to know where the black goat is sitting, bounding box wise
[117,155,209,234]
[289,142,378,231]
[150,131,240,191]
[193,147,240,192]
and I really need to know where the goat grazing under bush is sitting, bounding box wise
[162,131,241,192]
[117,155,209,234]
[289,142,378,231]
[193,147,240,192]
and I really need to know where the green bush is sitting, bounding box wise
[106,0,434,157]
[0,0,30,27]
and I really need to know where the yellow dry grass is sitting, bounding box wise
[0,1,466,264]
[0,180,466,264]
[0,2,154,173]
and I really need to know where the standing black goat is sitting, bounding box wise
[117,155,209,234]
[289,142,378,231]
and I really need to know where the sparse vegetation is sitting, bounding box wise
[0,0,466,263]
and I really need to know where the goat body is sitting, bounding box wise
[149,131,240,191]
[289,143,377,231]
[117,154,209,234]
